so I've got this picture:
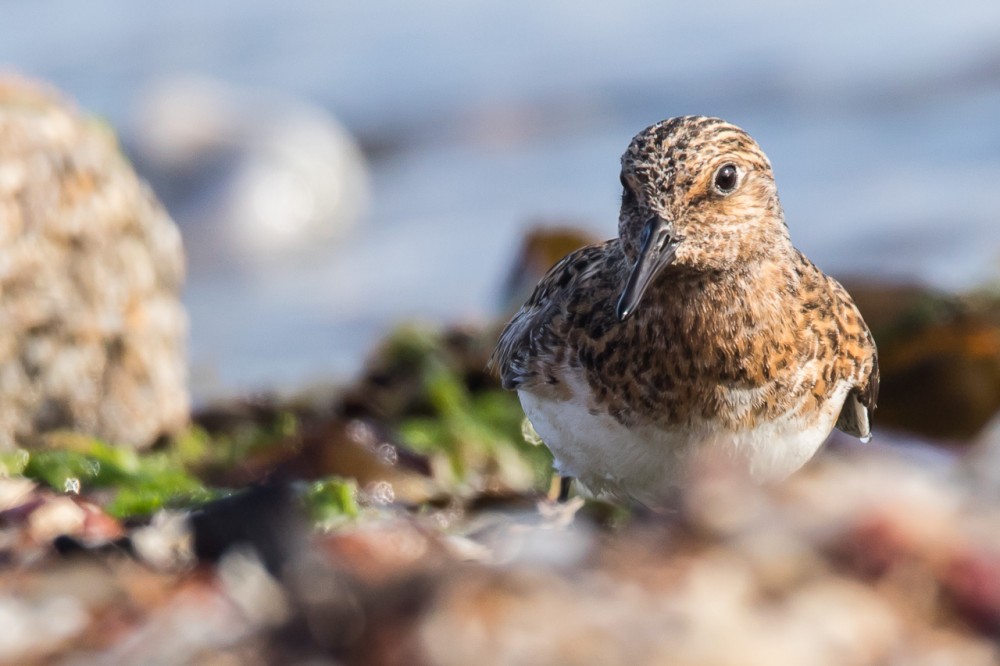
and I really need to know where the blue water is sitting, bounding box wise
[3,1,1000,397]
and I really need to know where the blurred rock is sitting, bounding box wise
[129,510,195,571]
[283,520,455,662]
[294,418,438,506]
[412,451,1000,666]
[499,224,599,313]
[4,442,1000,663]
[0,593,89,663]
[0,75,188,449]
[129,74,369,273]
[965,411,1000,498]
[191,396,438,505]
[0,476,123,565]
[191,481,305,576]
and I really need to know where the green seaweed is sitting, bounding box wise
[18,437,216,519]
[386,325,552,491]
[0,449,30,476]
[303,477,360,524]
[207,411,300,472]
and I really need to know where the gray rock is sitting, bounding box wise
[0,76,188,448]
[129,74,370,273]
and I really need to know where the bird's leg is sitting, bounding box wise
[553,475,573,502]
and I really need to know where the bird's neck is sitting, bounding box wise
[646,250,796,332]
[670,211,792,272]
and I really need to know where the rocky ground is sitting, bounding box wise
[2,76,1000,665]
[1,296,1000,664]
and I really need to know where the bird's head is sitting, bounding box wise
[616,116,789,320]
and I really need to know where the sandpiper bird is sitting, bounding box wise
[491,116,879,506]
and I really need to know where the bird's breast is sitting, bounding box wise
[518,373,850,506]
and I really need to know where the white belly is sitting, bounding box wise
[518,378,850,507]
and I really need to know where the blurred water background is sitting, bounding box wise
[2,0,999,400]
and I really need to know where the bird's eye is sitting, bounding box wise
[713,163,739,194]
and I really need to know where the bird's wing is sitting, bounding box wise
[489,241,615,391]
[829,278,879,439]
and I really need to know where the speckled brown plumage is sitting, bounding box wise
[491,116,878,504]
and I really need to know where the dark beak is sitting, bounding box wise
[616,216,680,321]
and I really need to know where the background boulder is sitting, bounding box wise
[0,76,188,448]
